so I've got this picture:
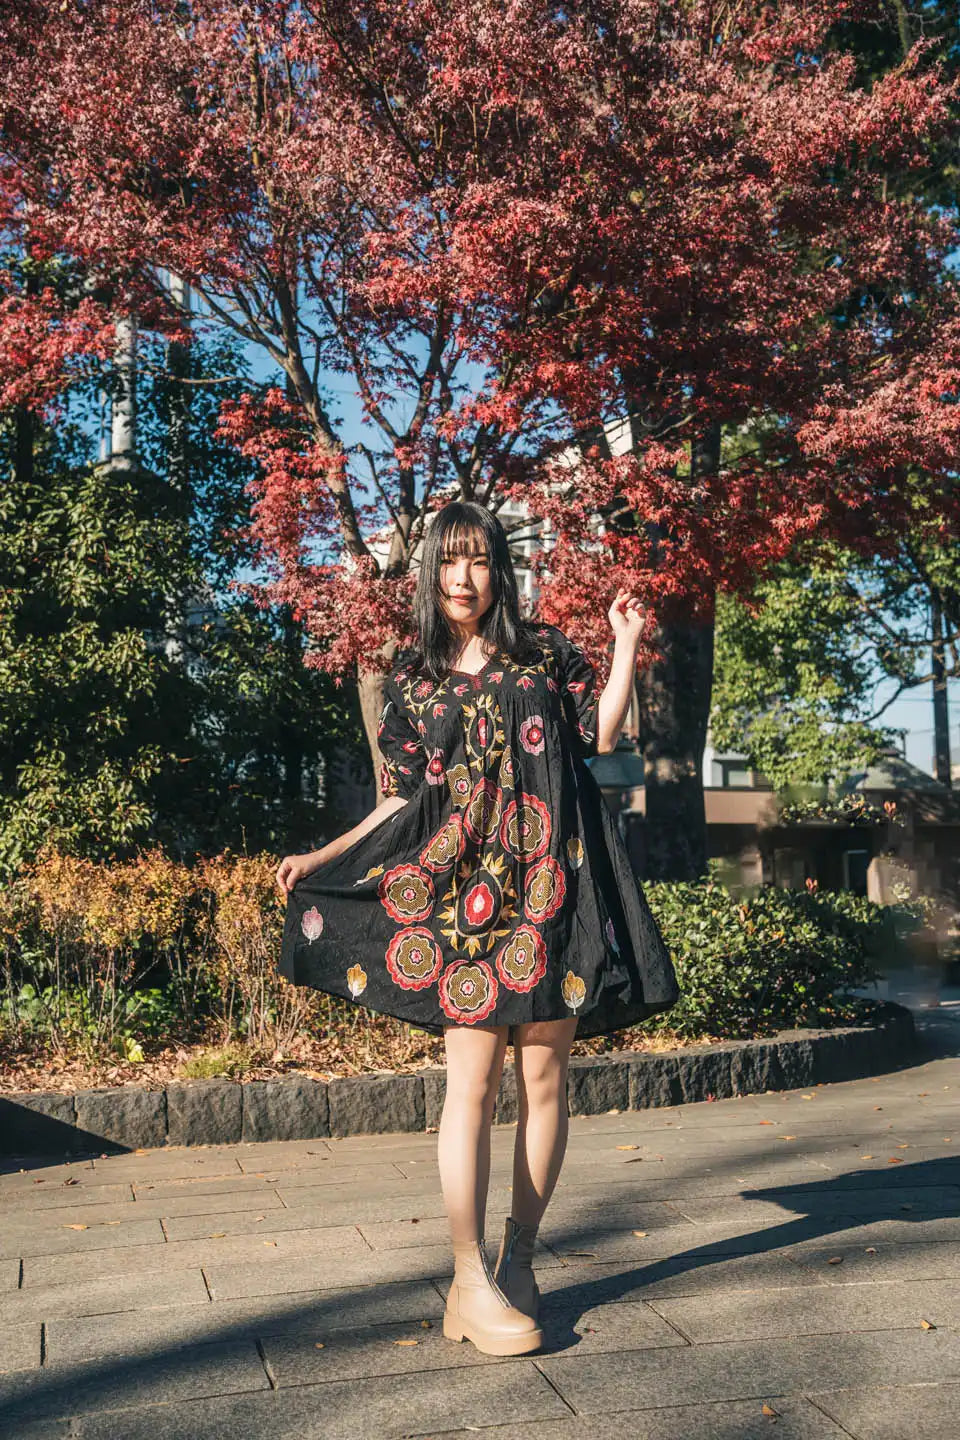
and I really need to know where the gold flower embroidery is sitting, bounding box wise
[561,970,586,1012]
[566,837,584,869]
[346,965,367,998]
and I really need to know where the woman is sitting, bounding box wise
[276,501,678,1357]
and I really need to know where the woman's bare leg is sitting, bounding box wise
[438,1023,508,1244]
[510,1018,579,1226]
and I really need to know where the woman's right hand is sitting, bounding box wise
[275,851,324,895]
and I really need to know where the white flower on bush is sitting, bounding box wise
[301,906,324,942]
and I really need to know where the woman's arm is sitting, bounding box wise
[276,794,408,894]
[595,589,646,754]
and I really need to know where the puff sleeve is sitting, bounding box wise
[553,627,600,760]
[376,670,427,800]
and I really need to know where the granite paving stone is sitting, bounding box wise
[538,1329,960,1413]
[2,1267,211,1324]
[535,1253,825,1301]
[22,1222,368,1288]
[0,1341,269,1425]
[648,1276,960,1341]
[44,1283,446,1364]
[0,1216,164,1261]
[420,1397,852,1439]
[0,1324,41,1373]
[811,1381,960,1439]
[0,1262,20,1292]
[203,1243,459,1301]
[0,1182,133,1212]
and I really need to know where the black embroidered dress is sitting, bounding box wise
[279,625,678,1038]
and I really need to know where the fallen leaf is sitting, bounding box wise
[778,1135,797,1141]
[801,1094,815,1100]
[314,1342,325,1349]
[420,1320,432,1329]
[394,1339,419,1347]
[860,1155,874,1160]
[897,1143,910,1149]
[63,1178,78,1187]
[64,1224,87,1231]
[827,1256,844,1265]
[865,1247,878,1254]
[759,1120,774,1126]
[921,1318,936,1330]
[887,1157,903,1165]
[918,1092,929,1097]
[632,1230,648,1238]
[762,1403,780,1418]
[616,1145,639,1151]
[624,1157,644,1163]
[209,1232,227,1238]
[945,1138,953,1143]
[873,1106,883,1111]
[134,1149,149,1156]
[263,1240,278,1247]
[254,1216,265,1222]
[409,1217,420,1224]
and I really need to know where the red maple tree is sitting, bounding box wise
[1,0,957,875]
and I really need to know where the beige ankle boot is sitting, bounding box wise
[493,1217,540,1320]
[443,1239,543,1355]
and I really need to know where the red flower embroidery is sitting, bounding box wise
[378,864,435,922]
[499,794,551,860]
[426,749,446,784]
[495,925,547,993]
[385,927,443,991]
[433,703,447,718]
[519,715,545,755]
[523,856,566,923]
[439,960,498,1024]
[517,675,535,691]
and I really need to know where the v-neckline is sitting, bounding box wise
[449,651,496,678]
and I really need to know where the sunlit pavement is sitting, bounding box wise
[2,993,960,1439]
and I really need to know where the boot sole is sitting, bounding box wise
[443,1313,544,1355]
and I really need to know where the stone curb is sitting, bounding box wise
[0,1004,916,1157]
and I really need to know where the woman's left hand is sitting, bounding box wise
[608,588,646,643]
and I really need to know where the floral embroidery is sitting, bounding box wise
[420,814,465,873]
[561,969,586,1011]
[379,864,435,923]
[346,964,367,998]
[439,960,498,1024]
[495,926,547,992]
[386,928,443,990]
[524,856,566,923]
[566,837,584,869]
[438,852,517,957]
[605,916,620,953]
[498,746,515,787]
[519,715,545,755]
[426,749,446,785]
[463,778,503,845]
[500,794,551,861]
[446,763,472,809]
[301,907,324,942]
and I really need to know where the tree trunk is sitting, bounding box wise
[634,423,720,881]
[635,609,715,880]
[358,667,392,807]
[931,587,952,787]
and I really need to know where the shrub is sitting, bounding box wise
[644,881,921,1039]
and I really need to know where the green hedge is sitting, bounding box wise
[644,882,924,1040]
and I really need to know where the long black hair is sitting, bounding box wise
[406,502,543,680]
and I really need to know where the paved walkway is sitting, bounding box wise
[3,1008,960,1439]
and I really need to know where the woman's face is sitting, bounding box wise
[438,536,494,628]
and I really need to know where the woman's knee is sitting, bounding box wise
[515,1020,578,1107]
[443,1024,507,1108]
